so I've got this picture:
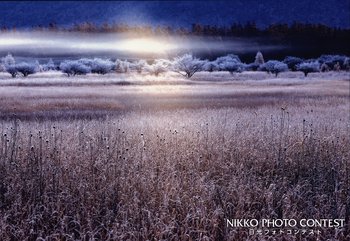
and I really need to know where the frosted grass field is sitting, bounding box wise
[0,71,349,118]
[0,71,349,240]
[0,71,348,86]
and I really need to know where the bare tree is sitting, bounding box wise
[172,54,207,78]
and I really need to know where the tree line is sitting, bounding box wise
[1,52,349,79]
[1,21,349,39]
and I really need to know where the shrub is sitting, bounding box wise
[172,54,207,78]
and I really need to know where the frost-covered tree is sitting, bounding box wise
[296,61,320,76]
[333,62,341,71]
[35,60,43,73]
[77,58,94,67]
[66,58,113,75]
[2,53,16,76]
[245,63,260,71]
[203,61,220,72]
[254,51,265,65]
[320,63,330,72]
[317,55,347,70]
[172,54,207,78]
[60,60,91,76]
[90,58,113,75]
[115,59,130,73]
[2,53,15,66]
[224,62,246,74]
[0,63,5,72]
[15,62,38,77]
[5,65,18,78]
[344,57,350,71]
[145,59,170,76]
[283,56,304,71]
[214,54,245,74]
[215,54,241,65]
[272,62,288,76]
[259,60,277,73]
[43,58,56,71]
[259,60,288,76]
[131,59,147,74]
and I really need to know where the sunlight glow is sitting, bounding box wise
[0,32,283,56]
[69,37,176,54]
[0,34,176,54]
[0,38,37,46]
[118,38,175,53]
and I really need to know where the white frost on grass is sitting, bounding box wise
[188,71,350,84]
[0,70,348,87]
[0,71,188,86]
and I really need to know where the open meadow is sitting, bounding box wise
[0,71,349,240]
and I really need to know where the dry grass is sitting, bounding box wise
[0,75,349,240]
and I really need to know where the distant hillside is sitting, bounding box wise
[0,1,349,29]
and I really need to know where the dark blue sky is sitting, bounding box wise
[0,1,349,29]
